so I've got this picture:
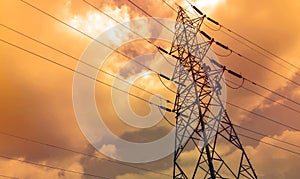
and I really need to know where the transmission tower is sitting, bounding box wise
[170,6,257,179]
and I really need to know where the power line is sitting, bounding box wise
[161,50,300,131]
[19,0,300,110]
[2,17,299,153]
[0,131,171,177]
[127,0,175,33]
[0,115,298,178]
[0,34,175,176]
[82,0,300,130]
[224,78,244,90]
[4,1,298,176]
[206,55,300,107]
[4,26,298,176]
[24,1,294,134]
[220,26,300,71]
[156,54,300,131]
[0,38,172,111]
[0,174,18,179]
[0,154,110,179]
[160,0,300,89]
[226,79,300,114]
[18,0,160,75]
[181,0,300,72]
[238,133,300,156]
[199,32,300,87]
[159,0,300,107]
[0,24,174,105]
[218,28,297,75]
[15,11,299,147]
[18,0,178,104]
[161,115,300,157]
[15,0,300,152]
[83,0,300,121]
[168,0,180,8]
[233,124,300,149]
[189,1,300,83]
[80,0,181,99]
[0,38,173,177]
[82,0,156,46]
[157,73,177,94]
[204,11,300,83]
[243,77,300,106]
[203,21,222,32]
[201,14,299,76]
[161,0,177,12]
[127,0,300,105]
[210,45,233,57]
[226,101,300,131]
[4,122,300,179]
[230,47,300,86]
[2,19,297,152]
[5,117,298,177]
[0,40,298,176]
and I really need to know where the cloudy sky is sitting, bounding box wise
[1,0,300,178]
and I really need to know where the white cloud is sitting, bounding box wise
[100,144,118,158]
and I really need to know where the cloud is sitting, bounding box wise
[67,1,131,37]
[78,126,174,178]
[237,74,300,141]
[245,130,300,179]
[0,156,84,179]
[99,144,117,158]
[1,0,300,178]
[202,0,300,122]
[116,129,300,179]
[115,167,172,179]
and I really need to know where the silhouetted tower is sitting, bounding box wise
[170,6,257,179]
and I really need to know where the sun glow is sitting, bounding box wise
[68,4,130,37]
[184,0,226,14]
[193,0,225,8]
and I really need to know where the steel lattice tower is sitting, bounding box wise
[170,6,257,179]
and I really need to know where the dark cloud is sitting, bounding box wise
[245,130,300,179]
[80,127,174,179]
[2,0,300,178]
[201,1,300,141]
[237,73,300,146]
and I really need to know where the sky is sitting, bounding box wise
[1,0,300,178]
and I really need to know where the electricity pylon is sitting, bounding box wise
[170,6,257,179]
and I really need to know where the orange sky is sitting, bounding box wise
[1,0,300,178]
